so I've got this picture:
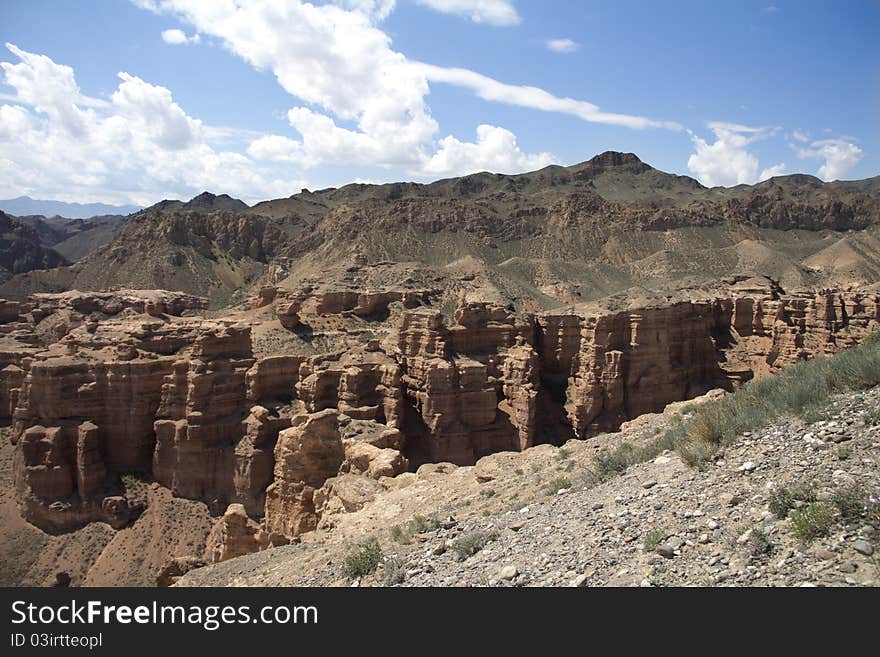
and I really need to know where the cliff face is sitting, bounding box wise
[2,283,878,550]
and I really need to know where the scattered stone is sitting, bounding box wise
[498,566,518,581]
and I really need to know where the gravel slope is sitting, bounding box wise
[178,387,880,588]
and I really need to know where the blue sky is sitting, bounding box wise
[0,0,877,206]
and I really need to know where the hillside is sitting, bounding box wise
[176,385,880,588]
[0,211,70,282]
[2,152,878,308]
[14,213,128,261]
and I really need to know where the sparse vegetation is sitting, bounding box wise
[864,407,880,426]
[789,502,836,543]
[748,528,772,556]
[673,331,880,467]
[596,432,679,478]
[643,527,667,552]
[832,482,869,519]
[380,557,407,587]
[543,476,571,494]
[768,489,795,519]
[390,513,441,544]
[769,481,817,518]
[342,539,383,579]
[452,530,498,560]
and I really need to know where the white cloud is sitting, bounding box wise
[420,124,557,177]
[419,63,681,130]
[131,1,677,179]
[161,28,200,45]
[687,122,784,187]
[0,43,304,205]
[797,138,863,181]
[338,1,397,21]
[415,0,520,26]
[111,72,200,150]
[759,163,786,180]
[792,129,809,143]
[546,38,579,53]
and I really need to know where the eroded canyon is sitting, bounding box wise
[2,274,878,585]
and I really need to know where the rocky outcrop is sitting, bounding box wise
[388,285,879,466]
[5,281,878,545]
[205,504,267,563]
[264,409,345,538]
[391,304,543,465]
[153,325,254,504]
[28,289,208,319]
[234,406,291,516]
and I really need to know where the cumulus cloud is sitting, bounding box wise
[0,43,304,204]
[687,122,784,187]
[546,38,579,53]
[759,163,786,180]
[161,28,200,45]
[415,0,520,26]
[797,138,863,181]
[421,124,557,177]
[131,0,678,179]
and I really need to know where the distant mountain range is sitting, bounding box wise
[2,152,878,308]
[0,196,141,219]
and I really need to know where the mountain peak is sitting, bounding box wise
[184,192,249,211]
[587,151,644,167]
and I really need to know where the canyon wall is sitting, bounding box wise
[3,283,878,547]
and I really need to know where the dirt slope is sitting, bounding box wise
[177,387,880,588]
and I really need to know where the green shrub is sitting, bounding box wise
[543,477,571,494]
[832,483,868,519]
[451,530,498,560]
[790,502,836,543]
[342,540,383,579]
[643,527,667,553]
[596,430,679,478]
[391,514,440,544]
[748,528,772,556]
[768,488,795,518]
[380,557,407,587]
[769,481,816,518]
[411,514,440,534]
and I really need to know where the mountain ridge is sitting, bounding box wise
[1,152,878,307]
[0,196,141,219]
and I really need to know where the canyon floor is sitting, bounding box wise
[177,386,880,587]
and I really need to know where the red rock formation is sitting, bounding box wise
[6,282,878,544]
[205,504,267,563]
[263,409,345,538]
[234,406,291,516]
[153,325,254,503]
